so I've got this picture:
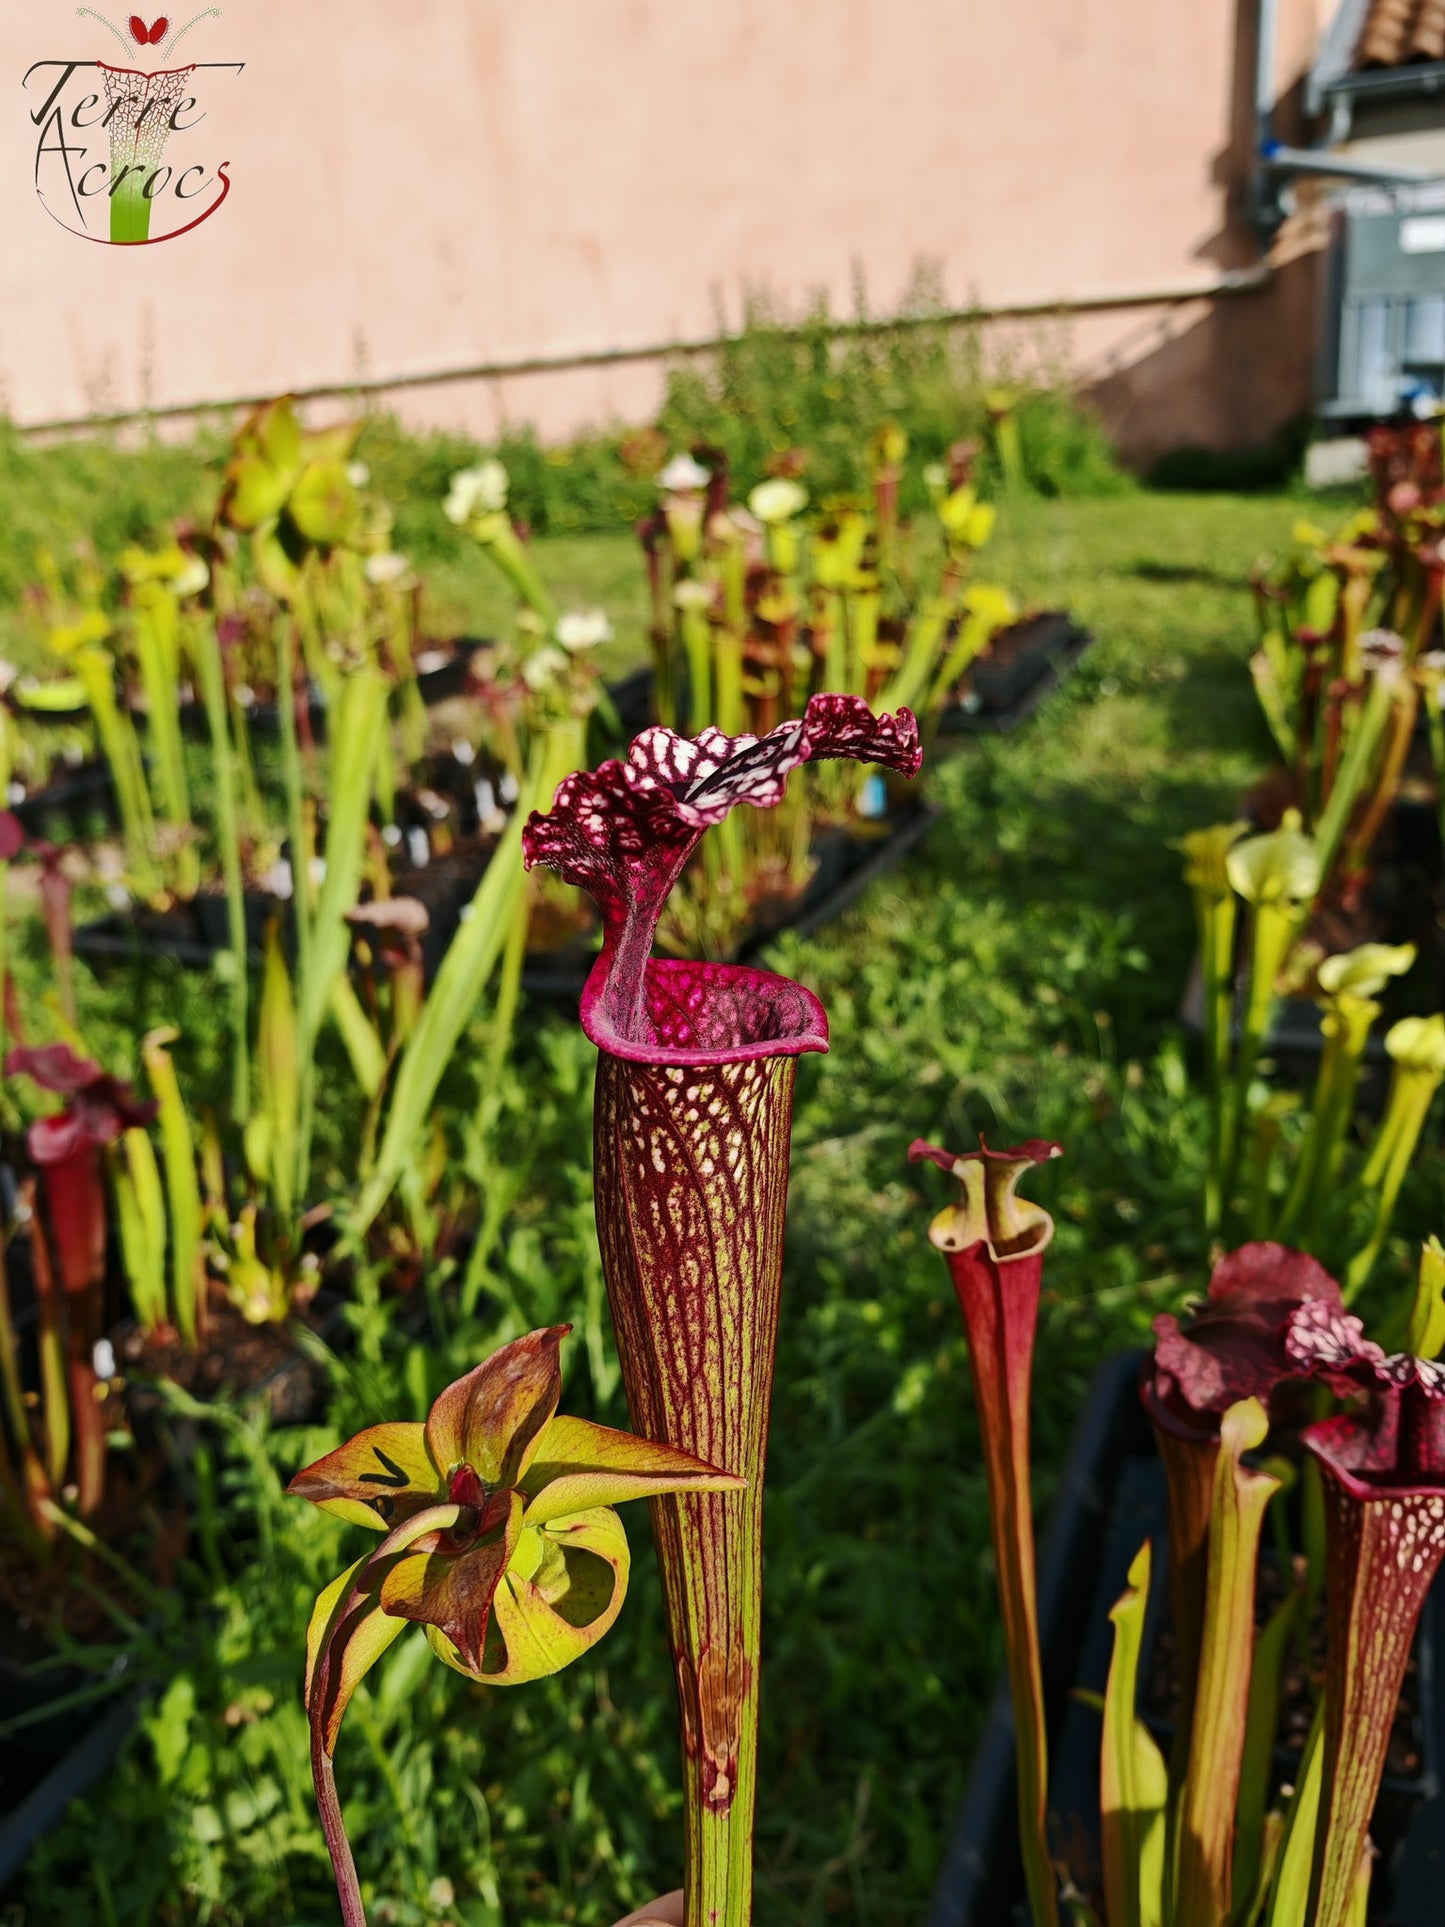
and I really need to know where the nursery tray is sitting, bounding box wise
[0,1343,326,1895]
[175,680,329,744]
[928,1350,1445,1927]
[0,1254,479,1889]
[596,621,1094,749]
[1178,950,1396,1112]
[597,661,702,740]
[119,1289,351,1442]
[73,853,480,982]
[937,612,1094,738]
[519,798,942,1011]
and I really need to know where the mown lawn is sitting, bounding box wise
[18,484,1441,1927]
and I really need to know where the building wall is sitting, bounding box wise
[4,0,1329,462]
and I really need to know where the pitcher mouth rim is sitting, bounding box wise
[583,956,829,1067]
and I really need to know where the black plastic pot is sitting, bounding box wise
[11,761,120,840]
[938,613,1094,738]
[73,892,287,972]
[391,744,512,852]
[520,798,941,1011]
[74,850,472,982]
[381,843,492,983]
[1178,950,1396,1114]
[606,664,656,738]
[0,1317,337,1889]
[223,683,327,744]
[928,1350,1445,1926]
[413,637,487,704]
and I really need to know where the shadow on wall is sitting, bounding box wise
[1075,0,1324,473]
[1085,250,1322,470]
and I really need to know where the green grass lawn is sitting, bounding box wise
[17,484,1441,1927]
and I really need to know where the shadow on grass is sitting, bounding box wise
[1142,652,1273,764]
[1127,559,1252,591]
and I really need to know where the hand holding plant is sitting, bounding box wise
[611,1898,685,1926]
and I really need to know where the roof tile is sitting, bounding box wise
[1357,0,1445,64]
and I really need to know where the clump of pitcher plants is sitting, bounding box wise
[913,1123,1445,1926]
[1250,425,1445,909]
[628,436,995,953]
[1180,812,1443,1287]
[1,1043,155,1545]
[640,433,1015,746]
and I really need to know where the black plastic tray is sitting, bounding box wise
[596,624,1093,749]
[937,613,1094,738]
[606,664,657,738]
[413,637,486,705]
[76,803,938,1005]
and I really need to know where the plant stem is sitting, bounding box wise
[1197,891,1236,1240]
[593,1050,800,1927]
[1345,1068,1439,1301]
[76,645,161,900]
[276,616,315,1210]
[277,618,314,995]
[36,1498,176,1617]
[1277,996,1374,1248]
[1174,1401,1279,1927]
[29,1213,71,1495]
[189,615,250,1116]
[1313,674,1395,885]
[133,588,198,898]
[313,1733,369,1927]
[1222,902,1297,1230]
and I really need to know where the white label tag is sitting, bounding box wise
[1402,215,1445,253]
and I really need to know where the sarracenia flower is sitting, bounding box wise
[289,1326,740,1927]
[524,695,922,1927]
[1285,1302,1445,1927]
[909,1134,1063,1927]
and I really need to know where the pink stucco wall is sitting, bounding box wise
[4,0,1327,460]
